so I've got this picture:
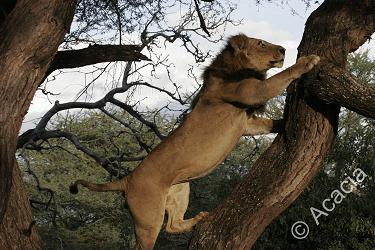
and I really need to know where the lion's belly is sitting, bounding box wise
[174,126,243,182]
[133,103,247,184]
[142,105,248,184]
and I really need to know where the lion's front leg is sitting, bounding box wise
[220,55,320,106]
[256,55,321,102]
[266,55,321,85]
[243,116,284,136]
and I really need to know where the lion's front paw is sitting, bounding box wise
[296,55,320,74]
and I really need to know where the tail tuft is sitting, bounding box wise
[70,184,79,194]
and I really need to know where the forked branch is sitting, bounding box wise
[309,63,375,119]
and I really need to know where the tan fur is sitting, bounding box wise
[70,34,320,250]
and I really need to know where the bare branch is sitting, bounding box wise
[122,62,133,87]
[19,145,55,211]
[111,0,123,44]
[136,82,187,105]
[193,0,211,37]
[17,81,173,177]
[33,85,134,133]
[109,97,165,139]
[99,108,152,153]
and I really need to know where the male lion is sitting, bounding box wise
[70,34,320,249]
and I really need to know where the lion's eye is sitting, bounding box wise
[258,40,266,48]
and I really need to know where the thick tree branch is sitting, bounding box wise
[46,44,150,75]
[309,63,375,118]
[33,85,131,133]
[28,81,181,141]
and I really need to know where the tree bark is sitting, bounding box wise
[189,0,375,249]
[0,0,76,248]
[309,64,375,119]
[0,162,42,249]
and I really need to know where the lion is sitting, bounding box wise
[70,34,320,250]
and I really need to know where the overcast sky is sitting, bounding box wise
[22,0,375,132]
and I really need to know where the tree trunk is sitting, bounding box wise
[0,0,76,248]
[190,0,374,249]
[0,162,42,249]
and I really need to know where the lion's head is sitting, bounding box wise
[227,34,285,71]
[207,34,286,77]
[194,34,286,109]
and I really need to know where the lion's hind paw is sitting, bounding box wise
[196,211,209,221]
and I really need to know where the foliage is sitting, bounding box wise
[348,50,375,85]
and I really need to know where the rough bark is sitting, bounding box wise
[47,44,150,76]
[189,0,375,249]
[0,0,76,248]
[0,163,41,249]
[310,64,375,118]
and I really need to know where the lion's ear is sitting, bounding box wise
[228,34,248,53]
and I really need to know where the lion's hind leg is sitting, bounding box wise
[165,183,208,233]
[126,181,168,250]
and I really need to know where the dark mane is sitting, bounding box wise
[203,67,266,82]
[190,38,267,111]
[190,67,266,113]
[191,68,267,111]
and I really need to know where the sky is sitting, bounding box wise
[22,0,375,132]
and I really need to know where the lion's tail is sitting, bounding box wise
[69,177,128,194]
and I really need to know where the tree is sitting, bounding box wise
[0,1,76,248]
[190,1,375,248]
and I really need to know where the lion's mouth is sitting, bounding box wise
[269,59,284,68]
[270,59,284,64]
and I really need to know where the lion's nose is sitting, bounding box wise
[279,46,286,55]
